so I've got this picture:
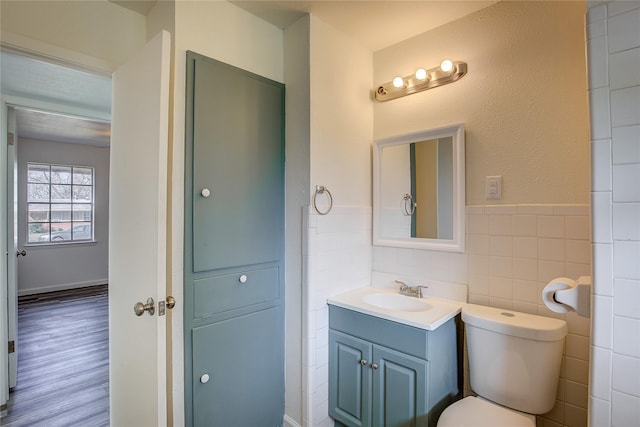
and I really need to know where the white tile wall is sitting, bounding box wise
[303,206,372,426]
[587,2,640,426]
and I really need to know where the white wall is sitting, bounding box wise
[303,15,374,427]
[0,0,145,73]
[587,2,640,426]
[16,138,109,295]
[283,15,311,427]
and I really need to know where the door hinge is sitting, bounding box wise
[7,132,14,146]
[8,340,15,354]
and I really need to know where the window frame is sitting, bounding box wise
[26,162,95,245]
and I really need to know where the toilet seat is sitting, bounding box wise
[437,396,536,427]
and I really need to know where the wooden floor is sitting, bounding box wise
[0,285,109,427]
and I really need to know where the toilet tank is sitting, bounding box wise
[462,304,568,414]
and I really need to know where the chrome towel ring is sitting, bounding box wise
[402,193,416,216]
[313,185,333,215]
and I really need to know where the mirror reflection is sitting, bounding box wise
[373,124,465,252]
[381,137,453,240]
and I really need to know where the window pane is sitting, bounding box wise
[51,166,72,184]
[73,185,92,202]
[72,205,92,221]
[28,183,49,202]
[28,203,49,222]
[26,163,94,245]
[28,222,51,243]
[27,164,50,183]
[48,223,71,241]
[51,204,71,222]
[51,184,71,203]
[73,167,93,185]
[71,222,92,241]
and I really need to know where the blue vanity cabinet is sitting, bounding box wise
[329,305,459,427]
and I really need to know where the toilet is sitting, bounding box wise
[438,304,568,427]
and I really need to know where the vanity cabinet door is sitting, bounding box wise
[372,345,429,427]
[329,330,373,427]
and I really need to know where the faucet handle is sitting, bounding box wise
[395,280,409,290]
[415,285,429,298]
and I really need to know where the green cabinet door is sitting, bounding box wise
[192,307,284,427]
[189,53,284,273]
[329,330,372,427]
[372,346,429,427]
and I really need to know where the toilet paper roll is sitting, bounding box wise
[542,277,576,313]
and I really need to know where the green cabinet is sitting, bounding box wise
[184,51,285,426]
[329,305,459,427]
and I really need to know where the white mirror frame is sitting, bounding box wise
[373,123,465,252]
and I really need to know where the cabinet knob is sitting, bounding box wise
[201,188,211,198]
[359,359,367,366]
[200,373,210,384]
[239,274,248,283]
[370,363,378,370]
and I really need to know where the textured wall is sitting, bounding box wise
[374,1,589,206]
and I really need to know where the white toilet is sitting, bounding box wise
[438,304,568,427]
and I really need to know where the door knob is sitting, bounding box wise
[158,296,176,316]
[166,296,176,309]
[16,249,26,257]
[134,297,155,316]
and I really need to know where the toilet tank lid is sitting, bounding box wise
[462,304,568,341]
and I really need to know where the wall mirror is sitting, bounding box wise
[373,124,465,252]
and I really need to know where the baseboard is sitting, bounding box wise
[17,279,108,296]
[283,414,302,427]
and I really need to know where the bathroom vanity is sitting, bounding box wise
[328,287,462,427]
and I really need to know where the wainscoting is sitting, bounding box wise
[0,285,109,426]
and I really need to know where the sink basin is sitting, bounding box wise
[363,293,431,312]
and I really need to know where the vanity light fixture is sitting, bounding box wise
[375,59,467,102]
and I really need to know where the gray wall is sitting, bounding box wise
[17,137,109,295]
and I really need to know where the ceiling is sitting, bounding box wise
[230,1,496,52]
[1,0,497,148]
[0,50,112,146]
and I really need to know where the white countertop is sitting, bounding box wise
[327,286,464,331]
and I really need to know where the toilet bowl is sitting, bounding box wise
[437,396,535,427]
[437,304,567,427]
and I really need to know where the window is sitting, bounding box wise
[27,163,94,244]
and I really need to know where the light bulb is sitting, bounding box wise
[440,59,454,73]
[415,68,427,80]
[392,76,404,88]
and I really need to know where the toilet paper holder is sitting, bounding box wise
[543,276,591,318]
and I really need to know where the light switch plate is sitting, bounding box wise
[485,176,502,200]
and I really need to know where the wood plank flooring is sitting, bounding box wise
[0,285,109,427]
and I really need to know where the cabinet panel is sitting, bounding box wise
[373,346,429,427]
[192,307,284,426]
[191,55,284,273]
[193,266,279,318]
[329,330,372,427]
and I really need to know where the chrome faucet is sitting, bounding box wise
[395,280,429,298]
